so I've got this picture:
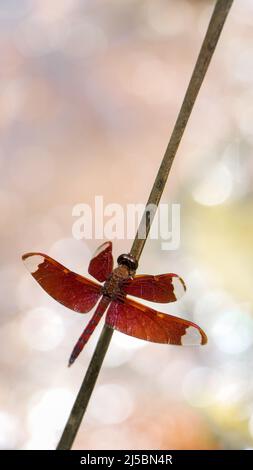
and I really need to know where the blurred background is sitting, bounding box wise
[0,0,253,450]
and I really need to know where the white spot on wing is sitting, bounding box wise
[23,255,45,274]
[181,326,202,346]
[172,276,185,300]
[93,241,111,259]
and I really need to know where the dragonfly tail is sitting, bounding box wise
[68,297,110,367]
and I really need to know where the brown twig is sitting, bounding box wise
[56,0,234,450]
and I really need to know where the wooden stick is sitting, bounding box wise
[56,0,234,450]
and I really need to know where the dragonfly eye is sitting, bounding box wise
[117,254,138,271]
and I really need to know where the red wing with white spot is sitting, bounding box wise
[123,274,186,303]
[22,252,101,313]
[106,297,207,345]
[88,241,113,282]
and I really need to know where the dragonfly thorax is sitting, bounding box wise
[101,265,130,301]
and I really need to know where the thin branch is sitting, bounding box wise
[56,0,234,450]
[131,0,234,260]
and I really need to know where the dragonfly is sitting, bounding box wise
[22,241,207,366]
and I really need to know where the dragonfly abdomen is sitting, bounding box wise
[68,296,110,366]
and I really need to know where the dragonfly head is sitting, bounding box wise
[117,253,138,274]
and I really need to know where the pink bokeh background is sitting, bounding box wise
[1,0,253,449]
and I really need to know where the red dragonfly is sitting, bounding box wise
[22,241,207,366]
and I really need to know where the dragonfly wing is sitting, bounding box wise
[22,252,101,313]
[88,241,113,282]
[123,274,186,303]
[106,297,207,345]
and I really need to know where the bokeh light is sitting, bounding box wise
[87,384,134,425]
[20,307,65,351]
